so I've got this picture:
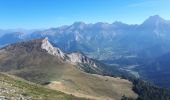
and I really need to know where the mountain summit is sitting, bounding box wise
[41,37,98,67]
[41,37,65,58]
[2,37,98,69]
[142,15,170,25]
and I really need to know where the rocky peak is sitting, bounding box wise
[73,21,86,25]
[69,22,86,30]
[41,37,65,59]
[41,38,97,67]
[67,52,97,67]
[3,36,98,68]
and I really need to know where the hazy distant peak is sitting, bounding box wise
[149,15,162,19]
[73,21,86,25]
[69,22,87,30]
[112,21,125,25]
[142,15,167,25]
[94,22,110,26]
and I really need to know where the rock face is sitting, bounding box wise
[41,37,65,59]
[41,37,97,67]
[67,52,97,67]
[67,52,88,63]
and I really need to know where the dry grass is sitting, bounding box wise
[47,65,138,100]
[0,73,87,100]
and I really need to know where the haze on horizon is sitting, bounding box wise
[0,0,170,29]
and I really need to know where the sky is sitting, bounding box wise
[0,0,170,29]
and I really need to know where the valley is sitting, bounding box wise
[1,0,170,99]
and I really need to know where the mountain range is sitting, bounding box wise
[1,15,170,60]
[1,36,170,100]
[1,15,170,89]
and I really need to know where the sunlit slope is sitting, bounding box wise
[47,65,138,100]
[0,73,87,100]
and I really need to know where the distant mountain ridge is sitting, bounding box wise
[1,15,170,59]
[1,15,170,88]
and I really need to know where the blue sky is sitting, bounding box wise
[0,0,170,29]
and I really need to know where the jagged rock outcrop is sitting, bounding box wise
[41,37,97,67]
[41,37,65,59]
[67,52,97,67]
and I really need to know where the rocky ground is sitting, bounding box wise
[0,74,33,100]
[0,73,86,100]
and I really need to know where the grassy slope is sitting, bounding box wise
[0,73,87,100]
[47,65,138,100]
